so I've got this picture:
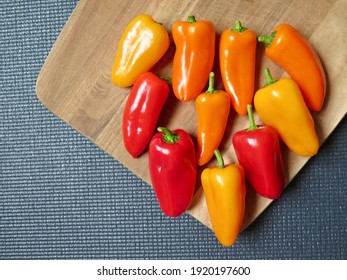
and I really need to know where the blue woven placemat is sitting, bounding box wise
[0,0,346,259]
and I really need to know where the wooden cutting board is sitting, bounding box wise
[36,0,347,230]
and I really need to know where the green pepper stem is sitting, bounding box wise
[214,149,225,169]
[231,20,247,32]
[158,127,180,144]
[206,72,219,94]
[246,104,258,131]
[160,76,172,85]
[258,31,276,47]
[188,15,196,23]
[264,68,277,87]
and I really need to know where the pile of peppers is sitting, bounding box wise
[111,14,326,247]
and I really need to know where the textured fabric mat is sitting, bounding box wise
[0,0,346,259]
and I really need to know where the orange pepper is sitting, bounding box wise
[201,150,246,247]
[254,68,319,157]
[111,14,170,88]
[172,15,215,102]
[258,24,326,112]
[195,72,230,166]
[219,20,257,115]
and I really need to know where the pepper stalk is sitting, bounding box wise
[258,31,277,47]
[206,72,219,94]
[214,149,225,168]
[263,68,277,87]
[231,20,248,33]
[246,104,258,131]
[158,127,180,144]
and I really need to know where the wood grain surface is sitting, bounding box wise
[36,0,347,230]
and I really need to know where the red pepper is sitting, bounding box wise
[148,127,197,217]
[122,72,169,158]
[232,105,285,199]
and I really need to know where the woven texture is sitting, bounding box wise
[0,0,346,260]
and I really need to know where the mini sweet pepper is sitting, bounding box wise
[254,68,319,157]
[258,24,326,112]
[122,72,169,158]
[148,127,197,217]
[171,15,215,101]
[233,104,285,199]
[219,20,257,115]
[112,14,170,88]
[201,149,246,247]
[195,72,230,166]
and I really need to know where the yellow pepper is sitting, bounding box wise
[111,14,170,88]
[201,150,246,247]
[254,68,319,156]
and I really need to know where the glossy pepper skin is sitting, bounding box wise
[172,15,215,101]
[219,20,257,115]
[232,104,285,199]
[258,24,326,112]
[122,72,169,158]
[148,127,197,217]
[112,14,170,88]
[195,72,230,166]
[201,150,246,247]
[254,68,319,157]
